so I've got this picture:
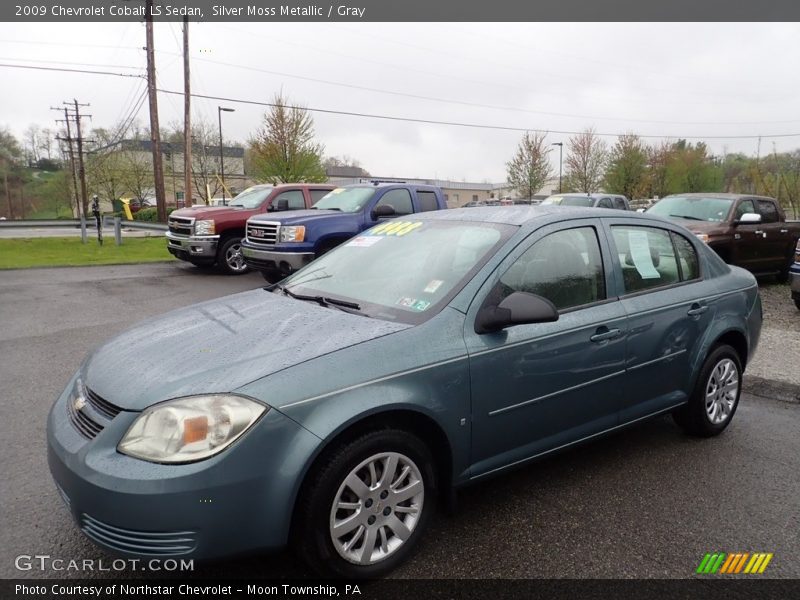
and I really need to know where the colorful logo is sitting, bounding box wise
[696,552,773,574]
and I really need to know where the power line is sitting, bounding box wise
[0,56,144,71]
[0,62,144,79]
[157,88,800,141]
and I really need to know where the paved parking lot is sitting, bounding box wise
[0,263,798,579]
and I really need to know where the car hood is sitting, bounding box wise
[251,209,344,226]
[83,290,409,411]
[666,218,727,235]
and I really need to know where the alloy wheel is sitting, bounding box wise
[225,243,247,272]
[704,358,739,425]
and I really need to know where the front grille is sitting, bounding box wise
[168,216,194,236]
[85,387,122,420]
[247,222,279,245]
[81,514,198,556]
[67,397,104,440]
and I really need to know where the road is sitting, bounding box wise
[0,263,798,579]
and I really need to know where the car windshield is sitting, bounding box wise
[277,220,514,325]
[542,195,594,207]
[312,187,376,213]
[647,196,734,222]
[228,186,273,209]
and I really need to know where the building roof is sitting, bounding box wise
[95,139,245,158]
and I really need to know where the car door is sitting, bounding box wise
[730,198,761,269]
[465,221,628,478]
[270,188,306,212]
[369,188,415,224]
[605,219,716,421]
[755,199,788,270]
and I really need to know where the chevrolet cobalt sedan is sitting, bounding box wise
[48,207,762,577]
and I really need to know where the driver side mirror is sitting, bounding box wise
[274,198,290,212]
[371,204,395,220]
[735,212,761,225]
[475,291,559,334]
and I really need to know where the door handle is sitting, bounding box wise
[687,303,708,317]
[780,229,788,234]
[590,327,622,343]
[754,230,764,235]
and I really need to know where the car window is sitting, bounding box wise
[498,227,606,311]
[597,198,613,209]
[273,190,306,210]
[416,190,439,212]
[611,226,681,294]
[756,199,779,223]
[613,197,627,210]
[671,232,700,281]
[734,199,755,220]
[309,189,331,204]
[376,189,414,216]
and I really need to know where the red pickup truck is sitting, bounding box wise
[166,183,335,274]
[647,193,800,280]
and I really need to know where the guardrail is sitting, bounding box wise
[0,217,167,245]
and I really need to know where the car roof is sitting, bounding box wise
[662,192,776,201]
[416,205,636,226]
[344,183,440,190]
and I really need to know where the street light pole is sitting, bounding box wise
[552,142,563,193]
[217,106,235,203]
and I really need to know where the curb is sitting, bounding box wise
[743,375,800,404]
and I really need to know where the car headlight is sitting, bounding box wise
[194,220,215,235]
[695,233,710,243]
[279,226,305,242]
[118,395,267,464]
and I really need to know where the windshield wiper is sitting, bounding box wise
[278,285,361,312]
[669,214,705,221]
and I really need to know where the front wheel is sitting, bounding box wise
[672,344,742,437]
[217,237,249,275]
[294,429,436,578]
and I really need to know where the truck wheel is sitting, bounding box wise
[294,429,436,578]
[672,344,742,437]
[794,297,800,311]
[217,237,249,275]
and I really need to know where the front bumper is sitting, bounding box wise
[790,264,800,298]
[46,376,322,560]
[166,232,219,262]
[240,241,314,273]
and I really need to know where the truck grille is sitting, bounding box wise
[247,222,279,245]
[80,514,198,556]
[168,216,194,236]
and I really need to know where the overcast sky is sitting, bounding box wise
[2,22,800,182]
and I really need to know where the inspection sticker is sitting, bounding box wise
[348,236,382,247]
[424,279,444,293]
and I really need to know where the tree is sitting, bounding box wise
[248,93,326,184]
[506,131,553,199]
[0,127,24,218]
[563,128,607,193]
[645,140,673,199]
[664,140,722,194]
[604,133,649,200]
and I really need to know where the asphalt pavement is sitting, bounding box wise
[0,263,798,579]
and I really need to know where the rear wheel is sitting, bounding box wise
[294,429,436,578]
[261,269,283,284]
[216,237,249,275]
[672,344,742,437]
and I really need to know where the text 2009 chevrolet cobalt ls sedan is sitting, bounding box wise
[48,207,762,577]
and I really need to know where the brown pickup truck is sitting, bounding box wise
[647,193,800,280]
[166,183,335,274]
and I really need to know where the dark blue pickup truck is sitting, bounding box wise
[241,182,447,282]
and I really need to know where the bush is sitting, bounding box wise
[131,207,178,222]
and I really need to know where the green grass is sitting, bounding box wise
[0,237,176,269]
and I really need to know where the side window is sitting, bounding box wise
[416,190,439,212]
[376,189,413,216]
[273,189,306,210]
[756,200,779,223]
[309,189,330,204]
[613,197,627,210]
[734,199,755,220]
[498,227,606,311]
[671,232,700,281]
[597,197,613,209]
[611,226,680,294]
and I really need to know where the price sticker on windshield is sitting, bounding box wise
[369,221,423,237]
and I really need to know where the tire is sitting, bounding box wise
[261,269,283,284]
[794,297,800,311]
[315,241,339,259]
[216,237,249,275]
[294,429,437,578]
[672,344,742,437]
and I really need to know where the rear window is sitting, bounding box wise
[416,190,439,212]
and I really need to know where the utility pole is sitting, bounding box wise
[551,142,564,194]
[70,99,91,219]
[53,106,81,218]
[146,0,167,222]
[183,15,192,208]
